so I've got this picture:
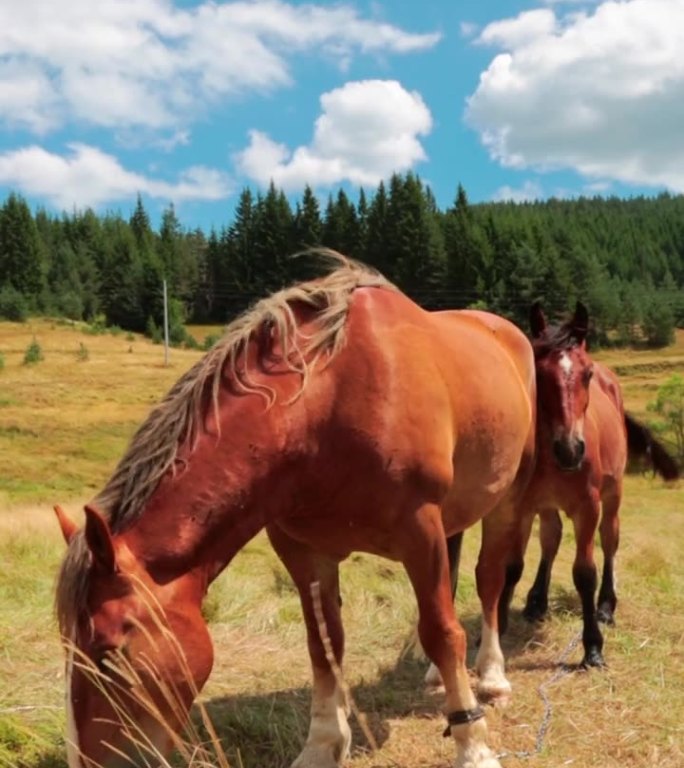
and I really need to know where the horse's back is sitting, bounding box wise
[593,362,625,416]
[284,288,536,546]
[587,363,627,480]
[452,309,536,391]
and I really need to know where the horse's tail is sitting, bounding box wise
[624,413,680,481]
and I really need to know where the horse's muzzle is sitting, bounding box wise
[552,437,585,471]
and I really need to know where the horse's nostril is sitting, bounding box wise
[553,438,583,470]
[553,439,568,464]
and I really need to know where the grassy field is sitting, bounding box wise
[0,320,682,768]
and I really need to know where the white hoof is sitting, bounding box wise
[291,745,345,768]
[450,712,501,768]
[476,672,512,701]
[453,735,502,768]
[457,754,502,768]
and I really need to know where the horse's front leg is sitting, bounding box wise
[597,483,621,626]
[425,531,463,689]
[569,493,604,667]
[523,507,563,622]
[401,503,501,768]
[267,524,351,768]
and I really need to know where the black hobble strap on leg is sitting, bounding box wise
[443,706,486,737]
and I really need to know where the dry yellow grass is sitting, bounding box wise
[0,320,683,768]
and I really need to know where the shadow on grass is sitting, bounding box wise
[195,604,570,768]
[26,752,67,768]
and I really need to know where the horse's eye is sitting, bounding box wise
[583,368,594,384]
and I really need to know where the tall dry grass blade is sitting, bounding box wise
[310,580,378,752]
[65,633,232,767]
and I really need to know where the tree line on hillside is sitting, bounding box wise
[1,175,684,347]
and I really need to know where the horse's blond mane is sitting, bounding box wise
[56,251,394,635]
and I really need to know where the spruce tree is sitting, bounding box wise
[293,185,322,251]
[0,193,45,301]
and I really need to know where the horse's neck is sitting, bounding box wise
[123,479,272,588]
[123,402,302,586]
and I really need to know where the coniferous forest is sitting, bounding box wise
[1,174,684,347]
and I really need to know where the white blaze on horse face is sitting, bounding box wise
[559,352,573,376]
[554,351,586,443]
[65,631,82,768]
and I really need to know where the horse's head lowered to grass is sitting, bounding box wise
[55,504,214,767]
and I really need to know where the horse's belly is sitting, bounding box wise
[277,514,404,561]
[440,434,530,535]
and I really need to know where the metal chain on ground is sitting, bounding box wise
[497,629,583,761]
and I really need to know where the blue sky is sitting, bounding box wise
[1,0,683,231]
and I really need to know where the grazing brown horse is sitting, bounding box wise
[510,302,679,668]
[54,254,536,768]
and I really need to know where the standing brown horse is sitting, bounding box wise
[54,254,536,768]
[435,301,680,684]
[513,302,678,667]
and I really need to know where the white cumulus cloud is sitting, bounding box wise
[0,0,440,136]
[0,144,232,209]
[466,0,684,192]
[235,79,433,189]
[477,10,557,49]
[493,180,543,203]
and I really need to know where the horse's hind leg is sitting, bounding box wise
[267,524,350,768]
[597,482,621,625]
[523,508,562,622]
[402,503,501,768]
[569,494,604,668]
[474,504,533,700]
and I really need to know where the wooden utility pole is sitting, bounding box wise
[163,279,170,366]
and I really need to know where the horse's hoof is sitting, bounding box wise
[291,746,343,768]
[581,649,605,669]
[597,606,616,626]
[522,597,548,623]
[454,743,503,768]
[476,676,512,702]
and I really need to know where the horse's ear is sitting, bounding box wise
[571,301,589,343]
[84,504,116,573]
[530,301,547,339]
[54,505,79,544]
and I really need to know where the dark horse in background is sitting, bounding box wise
[437,301,679,681]
[54,254,537,768]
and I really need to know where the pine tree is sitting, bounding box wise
[442,184,482,305]
[157,203,182,292]
[130,193,153,248]
[322,189,360,258]
[251,182,293,291]
[0,193,45,301]
[293,185,322,250]
[364,181,391,275]
[385,173,445,300]
[99,216,145,330]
